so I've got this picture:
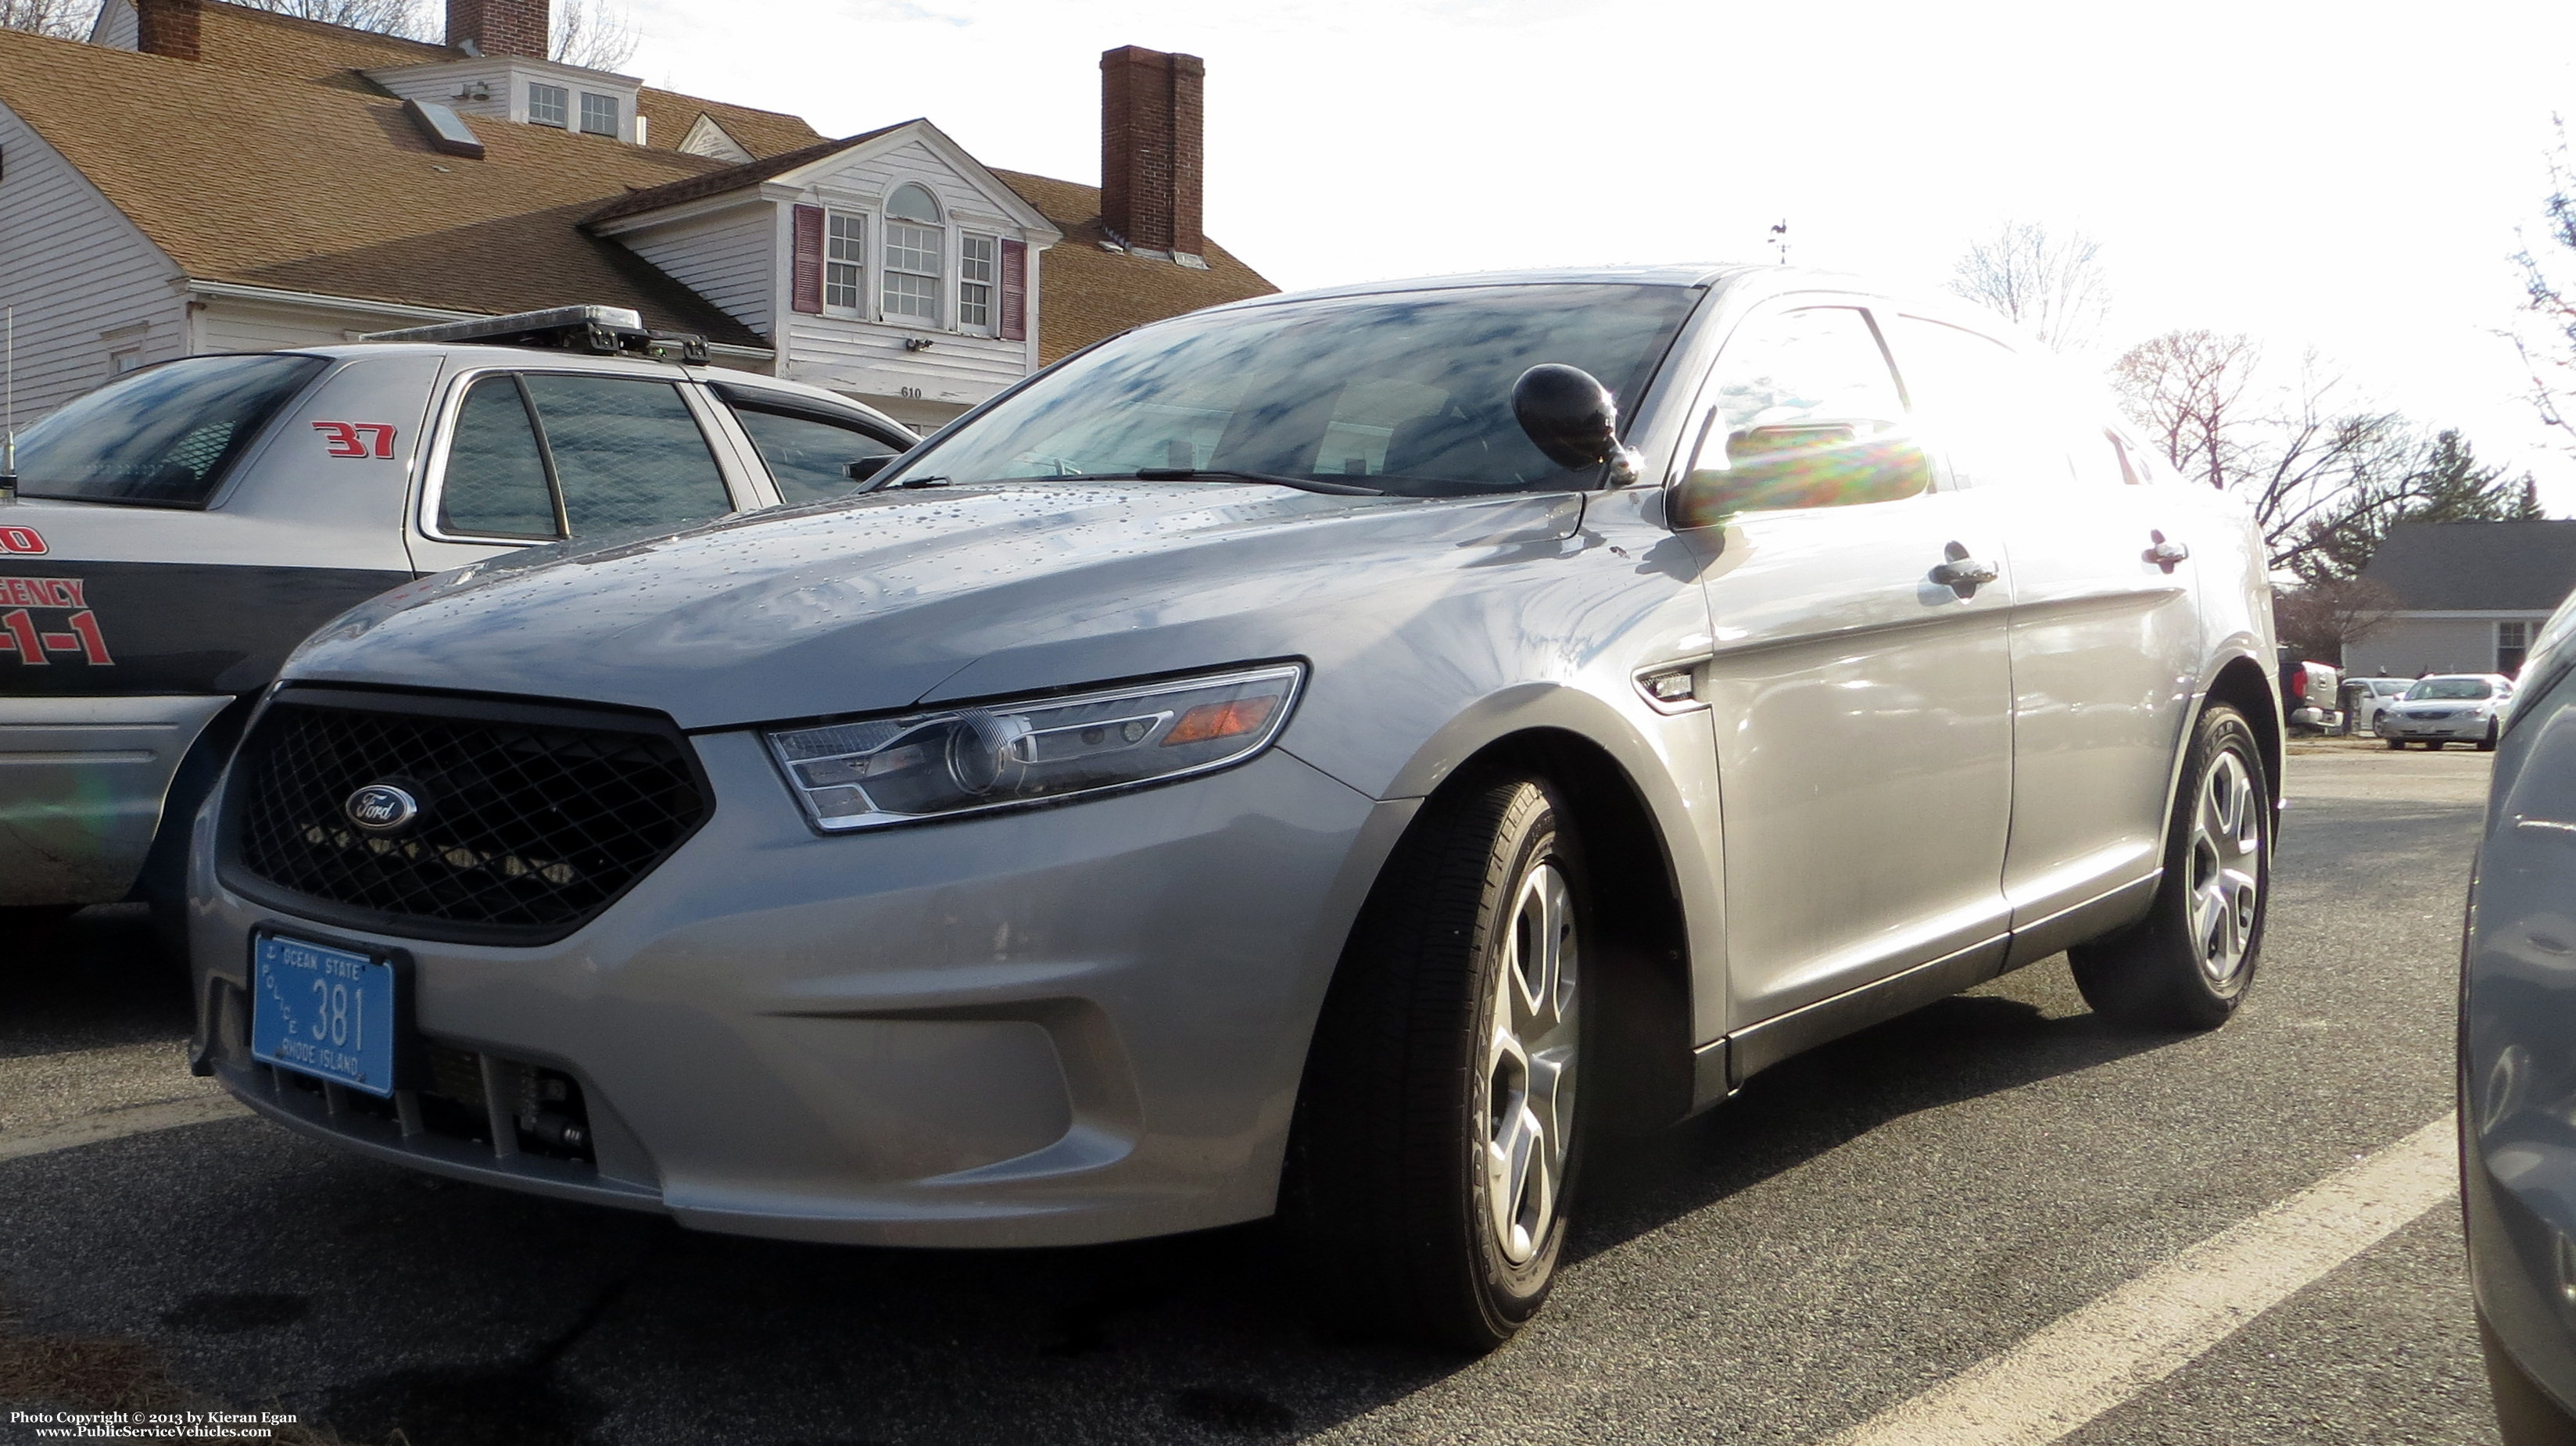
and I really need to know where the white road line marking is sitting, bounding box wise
[0,1094,248,1162]
[1824,1113,2458,1446]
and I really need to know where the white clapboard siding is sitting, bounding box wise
[0,100,185,422]
[89,0,139,49]
[194,299,386,353]
[808,138,1016,227]
[780,318,1025,408]
[618,206,775,336]
[367,60,518,121]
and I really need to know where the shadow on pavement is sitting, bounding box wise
[0,904,190,1061]
[0,960,2185,1446]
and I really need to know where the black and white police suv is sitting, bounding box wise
[0,306,914,923]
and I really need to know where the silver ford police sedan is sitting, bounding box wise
[0,308,910,925]
[188,267,2280,1349]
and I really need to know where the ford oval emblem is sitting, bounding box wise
[345,783,421,834]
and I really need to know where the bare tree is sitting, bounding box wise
[2512,116,2576,453]
[2109,328,2260,491]
[0,0,98,38]
[2273,577,2403,664]
[1947,221,2113,352]
[2112,330,2415,576]
[550,0,636,70]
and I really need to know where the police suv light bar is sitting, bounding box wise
[362,306,711,364]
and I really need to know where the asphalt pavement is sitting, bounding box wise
[0,742,2503,1445]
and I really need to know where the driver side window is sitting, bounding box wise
[1689,306,1908,474]
[1670,304,1921,526]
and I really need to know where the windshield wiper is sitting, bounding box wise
[1127,467,1385,496]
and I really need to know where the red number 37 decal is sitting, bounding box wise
[313,421,397,459]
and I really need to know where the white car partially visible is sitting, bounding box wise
[2348,677,2413,736]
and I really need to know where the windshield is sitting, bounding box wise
[880,283,1700,498]
[2405,678,2494,700]
[10,354,328,507]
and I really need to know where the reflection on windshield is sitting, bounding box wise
[880,284,1699,499]
[2406,678,2495,700]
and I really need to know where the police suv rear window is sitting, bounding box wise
[11,354,329,508]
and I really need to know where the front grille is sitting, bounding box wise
[224,688,708,943]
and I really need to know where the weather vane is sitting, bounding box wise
[1769,219,1790,265]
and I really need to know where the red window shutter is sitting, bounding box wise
[790,204,825,316]
[998,238,1028,342]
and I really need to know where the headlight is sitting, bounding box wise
[764,663,1305,832]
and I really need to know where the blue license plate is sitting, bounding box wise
[251,934,399,1097]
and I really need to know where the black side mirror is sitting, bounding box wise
[845,456,894,485]
[1513,364,1642,483]
[1670,427,1932,529]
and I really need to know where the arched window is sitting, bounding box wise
[882,184,943,324]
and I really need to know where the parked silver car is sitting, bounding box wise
[187,267,2280,1348]
[2381,674,2516,750]
[0,308,911,923]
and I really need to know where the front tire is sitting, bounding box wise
[2387,736,2406,750]
[2480,721,2501,753]
[2070,703,2271,1031]
[1285,775,1585,1351]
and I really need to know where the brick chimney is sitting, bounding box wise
[1099,45,1206,264]
[134,0,202,61]
[446,0,549,59]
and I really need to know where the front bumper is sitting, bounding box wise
[2,693,231,906]
[2382,711,2495,742]
[190,728,1406,1247]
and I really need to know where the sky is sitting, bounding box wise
[622,0,2576,508]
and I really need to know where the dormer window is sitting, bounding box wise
[528,82,567,127]
[882,184,943,324]
[580,92,619,138]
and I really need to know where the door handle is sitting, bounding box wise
[1931,541,1998,596]
[2144,530,2190,571]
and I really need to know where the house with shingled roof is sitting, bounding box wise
[2348,520,2576,678]
[0,0,1274,430]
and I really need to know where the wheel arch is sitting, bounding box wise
[1323,721,1704,1133]
[2203,652,2283,804]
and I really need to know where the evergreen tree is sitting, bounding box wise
[2296,428,2543,580]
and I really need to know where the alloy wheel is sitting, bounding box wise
[2187,749,2263,986]
[1481,859,1579,1265]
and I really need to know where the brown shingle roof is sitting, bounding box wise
[585,122,912,224]
[633,89,822,159]
[0,2,1277,364]
[188,0,454,88]
[177,0,826,159]
[989,168,1277,363]
[0,21,761,344]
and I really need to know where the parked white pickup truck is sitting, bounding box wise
[2279,650,2343,734]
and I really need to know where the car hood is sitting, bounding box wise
[284,482,1585,729]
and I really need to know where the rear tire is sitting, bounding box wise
[2070,703,2270,1031]
[1284,775,1586,1351]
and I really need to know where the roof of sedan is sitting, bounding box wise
[1198,265,1761,313]
[2361,520,2576,612]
